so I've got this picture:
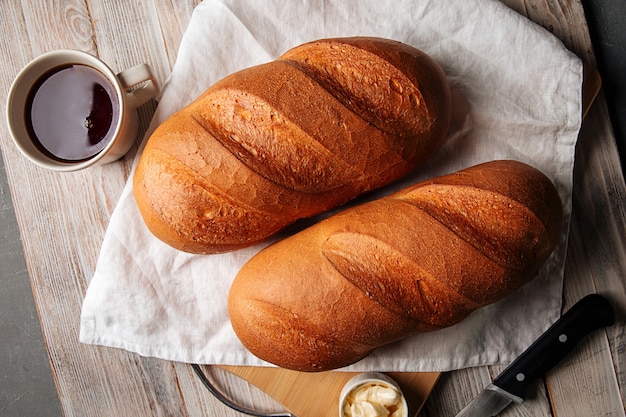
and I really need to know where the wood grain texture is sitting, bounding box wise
[0,1,624,417]
[1,1,202,416]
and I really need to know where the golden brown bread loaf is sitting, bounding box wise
[228,160,564,371]
[133,37,451,254]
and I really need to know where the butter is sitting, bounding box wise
[342,382,405,417]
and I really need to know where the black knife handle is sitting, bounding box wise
[493,293,615,402]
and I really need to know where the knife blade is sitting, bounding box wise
[454,293,615,417]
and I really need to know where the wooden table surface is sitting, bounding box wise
[1,1,625,416]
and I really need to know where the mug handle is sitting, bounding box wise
[117,63,160,109]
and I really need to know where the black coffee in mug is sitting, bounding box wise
[25,64,120,162]
[8,49,159,171]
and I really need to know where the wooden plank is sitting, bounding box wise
[555,93,626,415]
[0,1,197,416]
[19,1,98,56]
[152,0,202,69]
[501,0,598,63]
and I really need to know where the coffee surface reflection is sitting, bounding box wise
[26,64,119,162]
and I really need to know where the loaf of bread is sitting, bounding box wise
[228,160,563,371]
[133,37,451,254]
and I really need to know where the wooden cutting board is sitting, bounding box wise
[219,365,440,417]
[212,64,602,417]
[582,63,602,119]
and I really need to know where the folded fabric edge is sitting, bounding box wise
[78,326,528,373]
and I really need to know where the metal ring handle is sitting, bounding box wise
[191,364,297,417]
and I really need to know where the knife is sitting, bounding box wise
[454,293,615,417]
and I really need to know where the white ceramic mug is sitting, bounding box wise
[6,49,159,171]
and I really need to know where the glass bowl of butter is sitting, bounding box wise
[339,372,408,417]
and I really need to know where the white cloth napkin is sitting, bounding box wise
[80,0,582,372]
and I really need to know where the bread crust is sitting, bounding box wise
[133,37,451,254]
[228,160,564,371]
